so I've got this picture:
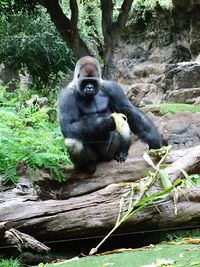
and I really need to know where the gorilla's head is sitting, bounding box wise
[73,56,102,98]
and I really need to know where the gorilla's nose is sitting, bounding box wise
[85,84,94,94]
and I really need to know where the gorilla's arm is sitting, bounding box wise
[102,81,161,149]
[58,88,115,141]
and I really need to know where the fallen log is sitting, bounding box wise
[5,228,50,253]
[1,185,200,242]
[0,145,200,248]
[34,144,200,199]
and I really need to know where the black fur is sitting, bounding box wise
[58,57,161,173]
[59,80,161,173]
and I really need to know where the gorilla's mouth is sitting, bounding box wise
[83,86,97,96]
[80,78,99,97]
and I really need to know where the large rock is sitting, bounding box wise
[190,6,200,57]
[166,88,200,103]
[126,62,165,107]
[157,111,200,149]
[112,1,200,105]
[165,62,200,91]
[164,62,200,102]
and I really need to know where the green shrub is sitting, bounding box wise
[0,8,75,87]
[133,0,173,12]
[0,258,22,267]
[0,85,71,184]
[128,0,173,24]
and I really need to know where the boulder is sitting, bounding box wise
[164,62,200,102]
[166,88,200,103]
[165,62,200,91]
[157,111,200,149]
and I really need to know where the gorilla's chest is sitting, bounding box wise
[78,93,109,115]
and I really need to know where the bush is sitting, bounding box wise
[0,8,76,87]
[0,85,71,184]
[0,258,22,267]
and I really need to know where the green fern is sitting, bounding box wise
[0,258,22,267]
[0,87,71,184]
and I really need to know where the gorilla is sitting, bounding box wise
[58,56,161,173]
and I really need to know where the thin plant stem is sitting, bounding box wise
[89,146,172,255]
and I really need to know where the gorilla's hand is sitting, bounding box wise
[96,115,116,132]
[106,115,116,130]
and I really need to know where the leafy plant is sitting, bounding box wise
[77,0,103,59]
[0,86,71,184]
[0,258,22,267]
[166,229,200,242]
[0,8,75,87]
[133,0,173,12]
[89,146,182,255]
[129,0,173,24]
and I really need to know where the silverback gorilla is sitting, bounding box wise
[58,56,161,173]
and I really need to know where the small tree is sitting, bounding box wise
[0,10,75,87]
[41,0,134,76]
[0,0,134,77]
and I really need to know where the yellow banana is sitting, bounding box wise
[112,113,129,133]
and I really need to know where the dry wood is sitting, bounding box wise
[1,185,200,242]
[34,144,200,199]
[5,228,50,253]
[165,145,200,182]
[0,145,200,249]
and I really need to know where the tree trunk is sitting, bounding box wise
[41,0,91,59]
[41,0,133,73]
[101,0,134,78]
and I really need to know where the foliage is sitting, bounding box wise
[0,8,75,87]
[166,228,200,242]
[129,0,173,24]
[187,174,200,186]
[133,0,173,12]
[76,0,104,59]
[0,85,71,184]
[0,258,22,267]
[0,0,38,14]
[181,173,200,188]
[89,146,181,255]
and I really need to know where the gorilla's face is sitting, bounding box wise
[78,77,100,97]
[74,58,101,98]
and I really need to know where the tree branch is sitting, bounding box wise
[70,0,78,31]
[100,0,113,43]
[40,0,90,58]
[114,0,134,33]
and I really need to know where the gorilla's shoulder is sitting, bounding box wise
[59,85,77,106]
[60,84,75,96]
[101,80,122,96]
[101,80,118,86]
[101,80,120,90]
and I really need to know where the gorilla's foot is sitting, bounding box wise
[76,162,97,174]
[114,151,128,163]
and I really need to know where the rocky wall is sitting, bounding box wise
[114,2,200,106]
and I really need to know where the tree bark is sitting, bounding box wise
[5,228,50,253]
[1,145,200,247]
[41,0,90,58]
[101,0,134,78]
[40,0,133,73]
